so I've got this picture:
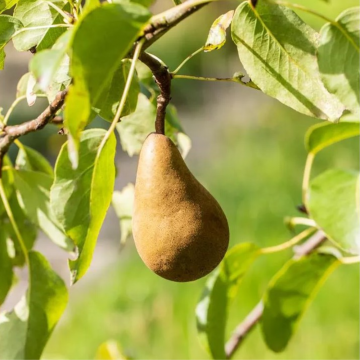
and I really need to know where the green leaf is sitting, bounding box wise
[94,59,140,122]
[318,8,360,120]
[30,49,65,90]
[12,0,67,51]
[261,252,339,352]
[165,104,192,158]
[0,251,68,360]
[66,3,150,166]
[196,243,260,359]
[13,170,74,252]
[0,156,14,218]
[30,30,72,93]
[70,3,150,105]
[2,194,37,267]
[231,2,344,121]
[307,169,360,254]
[0,230,13,305]
[16,144,53,176]
[116,94,190,157]
[16,72,44,105]
[46,54,71,102]
[51,129,116,283]
[305,121,360,155]
[0,0,18,13]
[36,3,70,51]
[0,15,22,69]
[116,93,155,156]
[204,10,234,52]
[112,183,134,246]
[136,60,157,93]
[64,82,91,169]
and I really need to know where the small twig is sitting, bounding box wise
[225,302,264,357]
[293,230,326,258]
[0,90,67,176]
[285,216,316,229]
[302,153,314,205]
[172,74,260,89]
[261,227,316,254]
[225,230,327,358]
[171,46,204,74]
[139,52,172,135]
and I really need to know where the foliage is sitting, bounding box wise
[0,0,358,359]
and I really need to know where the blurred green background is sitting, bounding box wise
[1,0,359,359]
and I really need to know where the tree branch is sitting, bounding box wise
[142,0,212,49]
[0,90,67,175]
[139,52,172,134]
[224,230,327,359]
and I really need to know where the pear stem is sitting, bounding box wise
[139,52,172,135]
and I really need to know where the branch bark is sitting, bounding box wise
[224,230,327,359]
[142,0,210,49]
[0,90,67,175]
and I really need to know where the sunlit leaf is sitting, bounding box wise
[0,0,18,13]
[70,3,150,106]
[204,10,234,52]
[116,93,155,156]
[64,82,91,169]
[0,251,68,360]
[165,104,192,158]
[318,7,360,120]
[66,2,150,166]
[51,129,116,283]
[94,59,140,122]
[16,72,44,105]
[36,3,71,51]
[112,183,134,246]
[261,252,340,352]
[30,49,65,91]
[307,169,360,254]
[0,230,13,305]
[305,121,360,154]
[30,30,72,94]
[117,94,190,157]
[13,170,74,252]
[196,243,260,359]
[46,54,71,102]
[0,15,22,69]
[12,0,67,51]
[231,1,344,121]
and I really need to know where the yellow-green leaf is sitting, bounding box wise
[204,10,234,52]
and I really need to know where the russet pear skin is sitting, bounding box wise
[132,133,229,282]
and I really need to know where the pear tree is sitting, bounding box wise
[0,0,359,359]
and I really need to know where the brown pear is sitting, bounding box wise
[132,133,229,282]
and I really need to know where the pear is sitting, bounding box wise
[132,133,229,282]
